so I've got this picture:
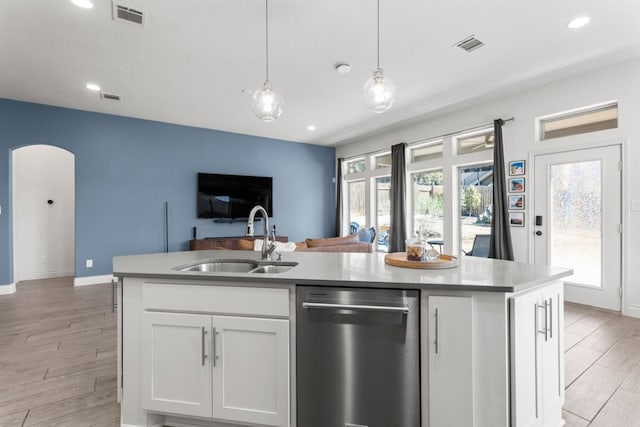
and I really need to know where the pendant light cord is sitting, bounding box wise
[265,0,270,81]
[376,0,380,69]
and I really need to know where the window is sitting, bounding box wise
[459,164,493,254]
[540,103,618,140]
[346,158,366,174]
[412,170,444,240]
[342,153,391,245]
[410,141,443,162]
[457,130,494,155]
[348,181,366,230]
[376,176,391,252]
[374,152,392,169]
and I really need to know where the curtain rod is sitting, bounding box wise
[405,116,515,146]
[345,116,515,159]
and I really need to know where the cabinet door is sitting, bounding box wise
[428,296,473,426]
[142,312,212,418]
[510,290,543,427]
[541,283,564,426]
[212,316,289,427]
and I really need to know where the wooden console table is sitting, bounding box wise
[190,236,289,251]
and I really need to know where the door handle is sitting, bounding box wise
[535,231,543,236]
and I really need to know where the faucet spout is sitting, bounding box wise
[246,205,274,260]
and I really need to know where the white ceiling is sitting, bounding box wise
[1,0,639,146]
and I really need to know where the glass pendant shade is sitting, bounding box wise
[251,81,283,122]
[363,67,396,113]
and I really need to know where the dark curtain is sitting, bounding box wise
[489,119,514,260]
[335,158,343,237]
[389,143,407,253]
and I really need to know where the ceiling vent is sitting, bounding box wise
[112,2,145,26]
[100,92,121,101]
[455,35,484,53]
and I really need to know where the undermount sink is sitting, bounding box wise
[250,264,296,274]
[174,259,298,274]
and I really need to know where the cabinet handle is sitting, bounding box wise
[201,327,208,366]
[212,327,217,367]
[537,301,548,342]
[434,308,439,355]
[548,298,553,339]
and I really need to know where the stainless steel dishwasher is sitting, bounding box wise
[297,286,420,427]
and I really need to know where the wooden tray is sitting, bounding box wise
[385,252,458,270]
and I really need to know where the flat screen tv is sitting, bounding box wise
[197,173,273,219]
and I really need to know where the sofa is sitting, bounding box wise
[234,234,372,253]
[296,234,373,253]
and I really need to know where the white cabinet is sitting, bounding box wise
[510,281,564,427]
[212,315,289,427]
[142,312,212,418]
[427,295,474,426]
[139,283,290,427]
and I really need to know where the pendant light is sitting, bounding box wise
[363,0,396,113]
[252,0,283,122]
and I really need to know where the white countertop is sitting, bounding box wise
[113,250,573,293]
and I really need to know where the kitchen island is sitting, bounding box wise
[114,250,572,427]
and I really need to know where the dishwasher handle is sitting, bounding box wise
[302,302,409,314]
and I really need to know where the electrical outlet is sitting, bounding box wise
[632,200,640,211]
[86,259,93,268]
[41,256,47,264]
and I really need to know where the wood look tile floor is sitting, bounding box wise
[1,279,640,426]
[0,277,119,427]
[563,302,640,426]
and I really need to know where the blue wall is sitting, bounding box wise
[0,99,336,285]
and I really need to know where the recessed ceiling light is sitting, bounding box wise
[71,0,94,9]
[307,125,317,131]
[568,16,590,29]
[85,83,101,91]
[335,63,351,74]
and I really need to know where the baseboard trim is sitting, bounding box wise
[20,269,75,281]
[74,275,115,287]
[0,283,16,295]
[623,304,640,319]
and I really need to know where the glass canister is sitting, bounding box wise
[407,234,425,261]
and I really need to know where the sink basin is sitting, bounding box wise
[250,265,295,274]
[174,259,298,274]
[176,259,258,273]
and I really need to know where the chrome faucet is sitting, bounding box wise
[246,205,277,260]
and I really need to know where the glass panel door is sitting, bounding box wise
[534,145,622,311]
[548,161,602,287]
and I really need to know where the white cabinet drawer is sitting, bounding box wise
[142,282,289,317]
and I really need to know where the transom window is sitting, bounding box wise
[457,130,494,155]
[374,152,392,169]
[346,158,366,174]
[540,102,618,140]
[410,140,443,162]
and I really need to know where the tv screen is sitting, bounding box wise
[197,173,273,219]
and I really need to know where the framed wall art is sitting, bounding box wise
[509,212,525,227]
[509,177,525,193]
[509,160,525,176]
[509,195,525,210]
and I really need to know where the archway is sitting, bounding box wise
[12,145,75,282]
